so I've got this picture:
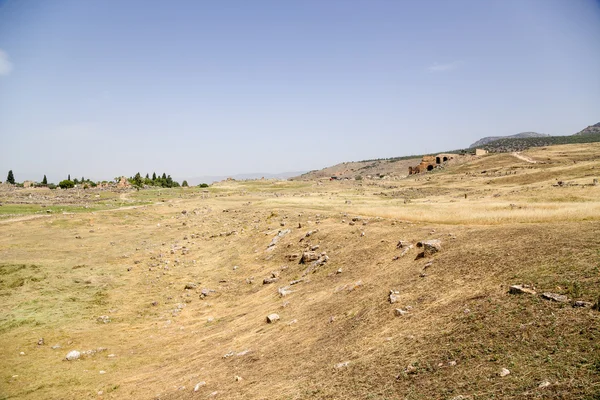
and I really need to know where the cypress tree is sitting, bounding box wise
[42,175,47,185]
[6,170,15,184]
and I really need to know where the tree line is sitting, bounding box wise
[4,170,207,189]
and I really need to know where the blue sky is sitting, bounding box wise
[1,0,599,183]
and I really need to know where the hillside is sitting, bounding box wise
[469,132,550,148]
[1,142,599,400]
[293,156,421,181]
[573,122,600,136]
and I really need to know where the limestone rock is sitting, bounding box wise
[572,300,593,308]
[65,350,81,361]
[184,282,197,290]
[417,239,441,256]
[394,308,408,316]
[266,313,280,323]
[499,368,510,377]
[542,292,568,303]
[509,285,536,295]
[300,251,319,264]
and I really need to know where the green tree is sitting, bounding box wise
[6,170,15,184]
[161,172,167,180]
[152,172,157,181]
[42,175,48,185]
[68,174,71,181]
[182,180,189,187]
[59,179,74,189]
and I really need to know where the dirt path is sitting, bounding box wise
[0,202,159,225]
[511,152,537,164]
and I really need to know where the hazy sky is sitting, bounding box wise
[1,0,599,183]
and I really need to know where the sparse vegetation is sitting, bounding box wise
[0,142,599,399]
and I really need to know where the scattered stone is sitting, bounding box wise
[509,284,537,295]
[278,286,292,297]
[75,235,82,239]
[288,319,298,325]
[349,221,355,226]
[448,360,457,366]
[396,240,411,249]
[19,351,25,355]
[399,245,413,257]
[572,300,593,308]
[310,245,320,251]
[336,268,342,274]
[65,350,81,361]
[286,254,300,261]
[200,288,215,298]
[266,313,280,323]
[542,292,569,303]
[335,361,350,369]
[394,308,408,316]
[300,251,319,264]
[184,282,197,290]
[417,239,441,256]
[207,316,214,323]
[97,315,111,324]
[289,279,304,285]
[235,375,242,382]
[232,265,238,271]
[51,345,61,350]
[37,338,44,346]
[223,351,235,358]
[99,370,106,374]
[194,382,206,392]
[263,277,279,284]
[538,381,551,389]
[389,290,399,304]
[423,260,433,269]
[499,368,510,377]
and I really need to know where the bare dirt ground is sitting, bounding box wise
[511,152,537,164]
[1,143,599,400]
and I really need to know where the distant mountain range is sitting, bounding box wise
[469,132,550,148]
[187,171,306,185]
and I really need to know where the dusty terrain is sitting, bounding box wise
[1,143,599,400]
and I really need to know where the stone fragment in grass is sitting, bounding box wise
[417,239,441,256]
[65,350,81,361]
[266,313,280,323]
[541,292,568,303]
[509,285,536,295]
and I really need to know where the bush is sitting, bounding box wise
[355,175,363,181]
[182,180,189,187]
[198,183,209,188]
[58,180,74,189]
[47,184,57,190]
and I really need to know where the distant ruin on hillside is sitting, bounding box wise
[408,153,457,174]
[408,149,488,175]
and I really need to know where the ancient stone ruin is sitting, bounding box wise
[408,153,457,175]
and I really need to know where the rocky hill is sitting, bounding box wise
[469,132,550,148]
[293,156,421,181]
[573,122,600,136]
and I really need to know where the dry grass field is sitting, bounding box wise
[1,143,599,400]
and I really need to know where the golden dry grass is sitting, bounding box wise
[0,143,599,400]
